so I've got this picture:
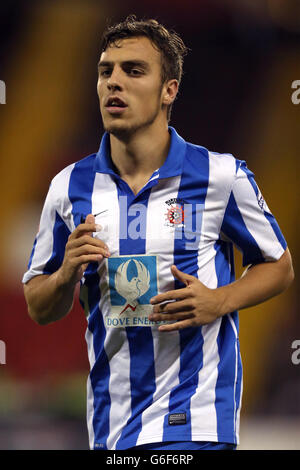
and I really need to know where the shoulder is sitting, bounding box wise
[185,140,240,188]
[47,153,97,211]
[186,141,237,169]
[50,153,97,190]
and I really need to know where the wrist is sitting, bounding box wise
[55,267,78,292]
[215,284,234,317]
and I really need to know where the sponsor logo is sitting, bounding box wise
[115,258,150,315]
[105,255,170,328]
[93,209,108,218]
[80,209,108,224]
[257,190,266,211]
[168,412,187,425]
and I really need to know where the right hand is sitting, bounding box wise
[57,213,110,286]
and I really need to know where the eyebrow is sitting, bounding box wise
[97,60,150,70]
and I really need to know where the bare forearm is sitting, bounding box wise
[218,249,294,316]
[149,249,294,332]
[24,215,109,326]
[24,271,77,325]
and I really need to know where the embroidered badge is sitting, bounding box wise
[164,198,185,228]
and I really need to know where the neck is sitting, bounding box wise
[109,120,171,178]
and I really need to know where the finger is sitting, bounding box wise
[85,213,95,225]
[68,235,108,250]
[150,287,191,305]
[151,299,193,315]
[158,318,199,332]
[81,262,88,272]
[70,221,102,240]
[69,244,110,259]
[171,265,196,285]
[150,310,194,323]
[71,253,105,266]
[84,214,96,239]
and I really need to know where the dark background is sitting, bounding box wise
[0,0,299,449]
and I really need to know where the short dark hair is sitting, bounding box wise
[100,15,188,121]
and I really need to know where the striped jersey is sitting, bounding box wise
[22,127,287,449]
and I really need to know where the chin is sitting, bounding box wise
[104,120,138,138]
[102,110,160,138]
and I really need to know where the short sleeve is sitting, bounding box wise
[22,181,71,284]
[220,160,287,267]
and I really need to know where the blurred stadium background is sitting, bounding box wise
[0,0,299,450]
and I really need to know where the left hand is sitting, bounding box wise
[149,265,223,332]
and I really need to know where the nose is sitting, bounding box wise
[107,66,123,91]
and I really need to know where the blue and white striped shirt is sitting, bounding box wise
[23,127,287,449]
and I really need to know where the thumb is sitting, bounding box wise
[85,213,95,225]
[84,214,96,238]
[171,265,196,286]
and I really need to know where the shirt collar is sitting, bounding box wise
[93,126,187,178]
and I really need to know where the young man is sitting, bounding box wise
[23,16,294,450]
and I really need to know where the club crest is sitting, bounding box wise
[164,198,185,228]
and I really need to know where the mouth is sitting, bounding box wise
[105,96,128,114]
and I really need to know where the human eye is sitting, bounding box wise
[124,64,145,76]
[99,69,111,77]
[130,68,143,76]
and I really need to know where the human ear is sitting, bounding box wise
[162,79,179,106]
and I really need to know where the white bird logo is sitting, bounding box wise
[114,259,150,315]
